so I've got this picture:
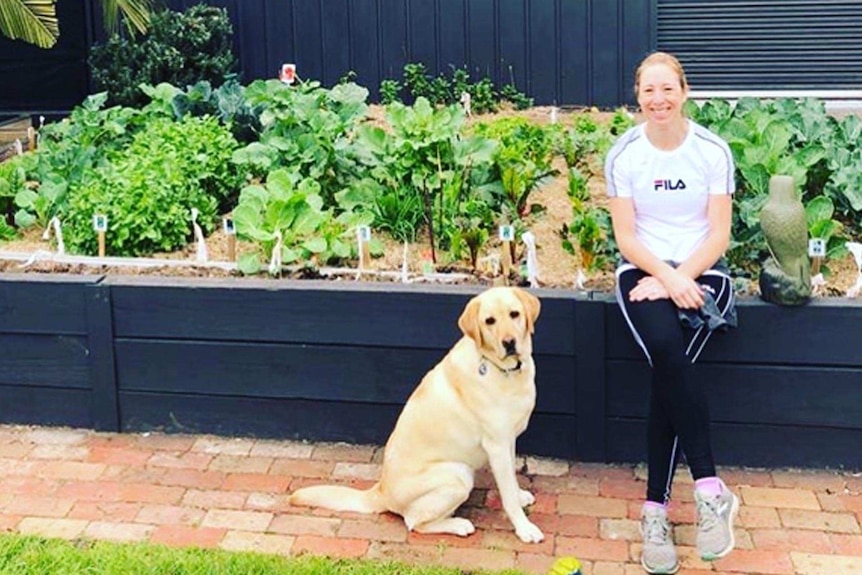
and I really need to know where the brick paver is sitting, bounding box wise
[0,424,860,575]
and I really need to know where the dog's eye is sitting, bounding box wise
[510,311,520,319]
[484,317,496,326]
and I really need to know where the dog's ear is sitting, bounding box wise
[514,288,541,335]
[458,294,483,346]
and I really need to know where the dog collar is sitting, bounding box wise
[479,357,523,377]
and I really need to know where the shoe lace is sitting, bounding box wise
[696,496,721,531]
[643,513,671,545]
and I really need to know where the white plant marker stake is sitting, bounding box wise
[268,230,283,276]
[521,231,540,288]
[41,216,65,255]
[93,214,108,257]
[191,208,208,263]
[499,224,515,284]
[549,106,559,124]
[846,242,862,297]
[401,241,410,283]
[808,238,826,295]
[356,225,371,269]
[575,269,587,291]
[223,216,236,262]
[13,139,22,156]
[460,91,472,117]
[280,63,297,85]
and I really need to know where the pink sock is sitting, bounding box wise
[695,477,723,497]
[643,501,667,512]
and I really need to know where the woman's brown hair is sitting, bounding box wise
[634,52,688,96]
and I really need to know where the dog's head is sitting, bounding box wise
[458,287,541,363]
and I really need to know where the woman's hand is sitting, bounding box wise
[630,270,704,309]
[659,267,704,309]
[629,276,670,302]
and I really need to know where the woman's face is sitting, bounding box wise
[637,63,687,126]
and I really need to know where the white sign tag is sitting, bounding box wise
[92,214,108,232]
[223,217,236,235]
[498,225,515,242]
[357,225,371,242]
[279,63,296,85]
[808,238,826,258]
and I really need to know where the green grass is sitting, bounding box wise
[0,533,528,575]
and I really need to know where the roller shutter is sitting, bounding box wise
[657,0,862,92]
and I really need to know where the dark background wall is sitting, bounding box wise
[0,0,656,116]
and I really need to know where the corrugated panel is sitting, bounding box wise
[657,0,862,90]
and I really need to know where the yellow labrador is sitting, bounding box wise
[290,286,544,543]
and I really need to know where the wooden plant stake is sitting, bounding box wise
[356,225,371,270]
[809,238,825,277]
[499,224,515,285]
[93,214,108,257]
[27,127,35,152]
[223,217,237,262]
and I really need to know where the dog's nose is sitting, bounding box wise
[503,338,517,355]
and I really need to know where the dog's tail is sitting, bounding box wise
[289,482,387,514]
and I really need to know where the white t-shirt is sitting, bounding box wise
[605,120,735,263]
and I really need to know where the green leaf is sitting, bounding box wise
[0,0,59,49]
[303,236,327,253]
[805,195,834,227]
[237,252,261,275]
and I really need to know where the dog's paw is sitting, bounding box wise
[518,489,536,507]
[515,520,544,543]
[449,518,476,536]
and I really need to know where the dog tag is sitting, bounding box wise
[478,362,487,376]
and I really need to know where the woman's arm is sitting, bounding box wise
[609,196,732,309]
[676,194,733,279]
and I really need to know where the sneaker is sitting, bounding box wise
[694,483,739,560]
[640,506,679,574]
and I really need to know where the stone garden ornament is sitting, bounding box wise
[758,175,811,306]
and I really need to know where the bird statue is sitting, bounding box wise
[758,175,811,306]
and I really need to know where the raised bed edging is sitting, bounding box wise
[1,273,860,470]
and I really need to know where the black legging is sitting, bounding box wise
[616,266,735,504]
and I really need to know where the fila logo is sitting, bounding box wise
[654,179,687,191]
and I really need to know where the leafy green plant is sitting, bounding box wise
[805,195,847,274]
[89,3,238,108]
[232,169,374,274]
[351,97,497,262]
[164,78,263,143]
[473,117,557,217]
[62,115,242,256]
[233,80,369,203]
[561,166,615,273]
[379,79,402,105]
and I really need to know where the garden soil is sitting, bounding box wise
[1,106,860,299]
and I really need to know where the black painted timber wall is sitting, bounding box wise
[1,273,860,471]
[0,0,655,115]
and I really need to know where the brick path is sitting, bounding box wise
[0,425,861,575]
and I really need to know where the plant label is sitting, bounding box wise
[223,217,236,235]
[357,225,371,242]
[280,63,297,85]
[93,214,108,232]
[498,225,515,242]
[808,238,826,258]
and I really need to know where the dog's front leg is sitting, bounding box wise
[483,437,544,543]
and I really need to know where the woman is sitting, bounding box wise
[604,52,738,574]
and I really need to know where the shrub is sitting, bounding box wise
[63,116,243,257]
[89,3,237,108]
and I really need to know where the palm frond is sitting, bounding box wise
[100,0,154,36]
[0,0,59,49]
